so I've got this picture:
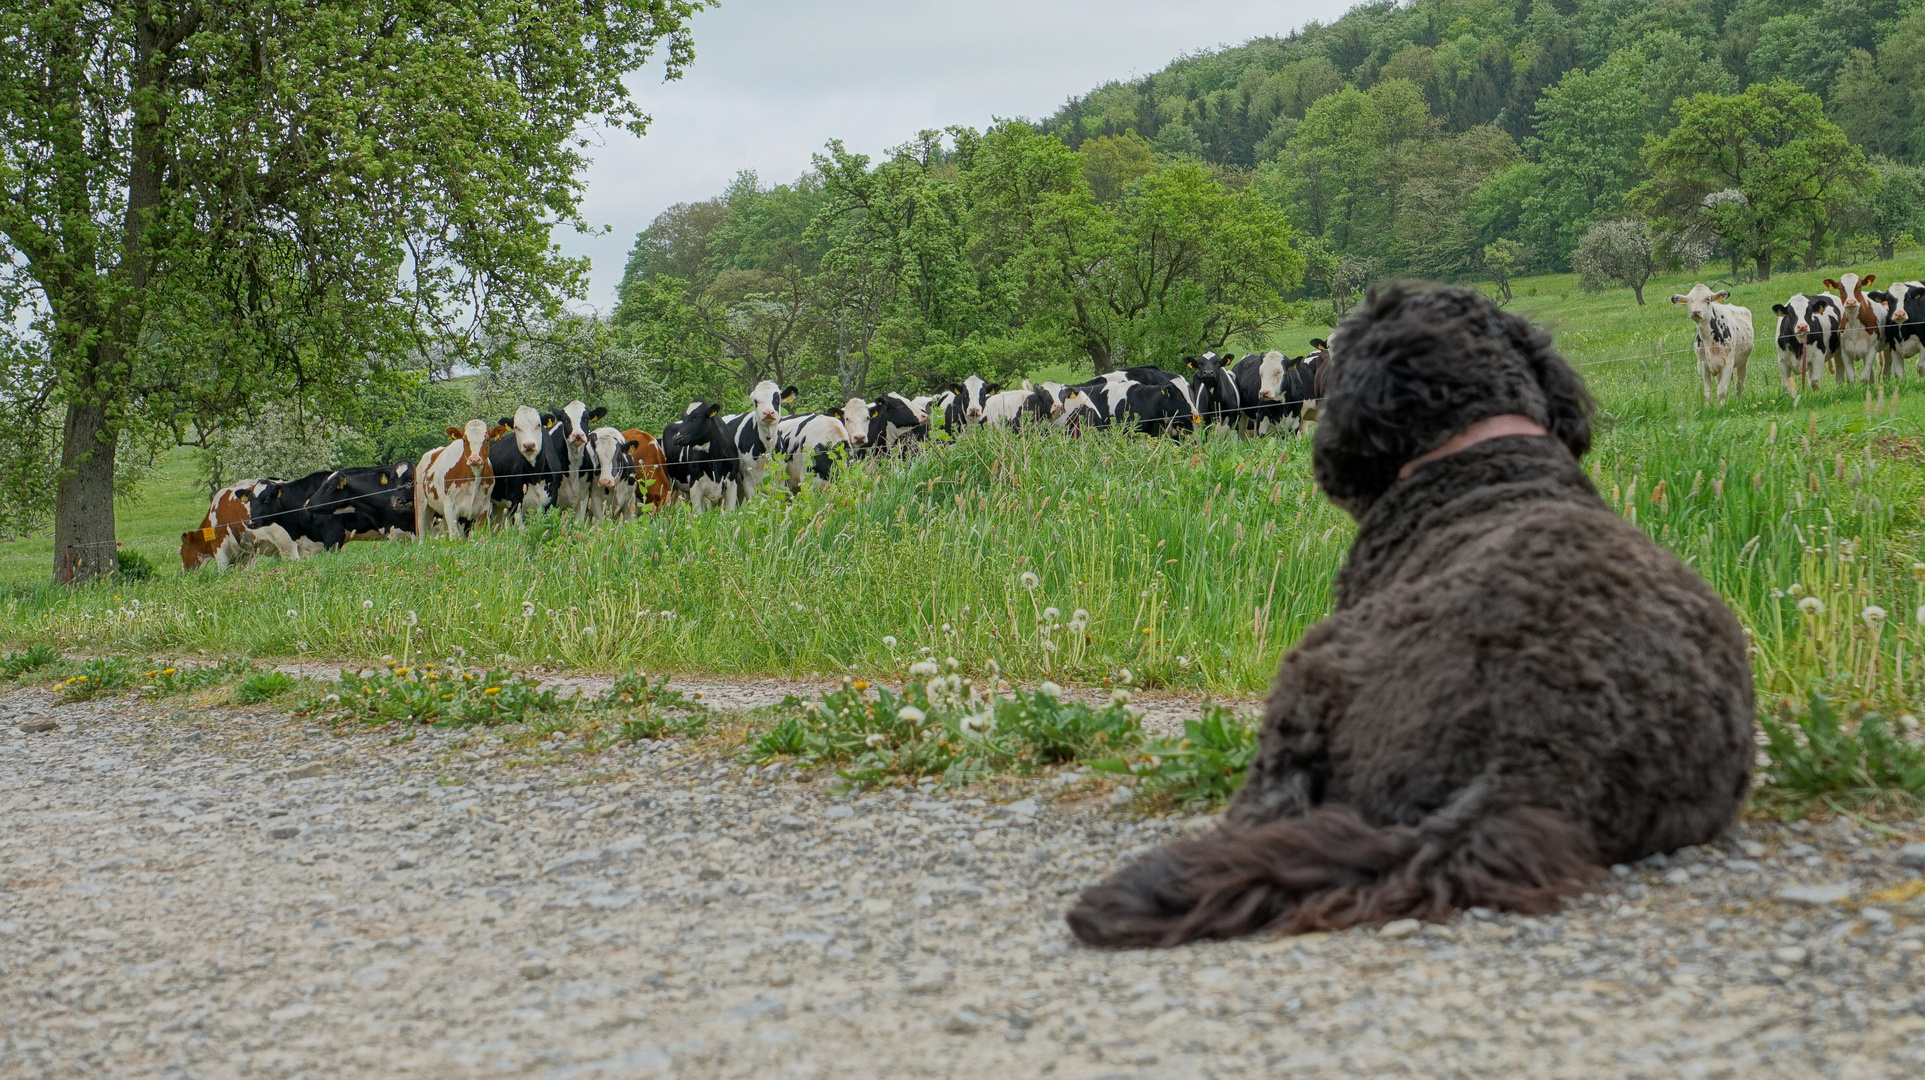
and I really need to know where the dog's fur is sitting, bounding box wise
[1067,283,1755,948]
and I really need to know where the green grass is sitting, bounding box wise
[0,447,209,589]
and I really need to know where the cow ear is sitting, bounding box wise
[1670,295,1685,305]
[1310,339,1328,349]
[447,426,463,439]
[1823,279,1841,291]
[498,417,512,427]
[1863,274,1876,286]
[1772,304,1786,314]
[985,383,1002,395]
[1712,291,1729,303]
[869,403,883,417]
[706,403,721,418]
[626,440,640,453]
[1184,356,1197,368]
[781,386,798,401]
[586,406,608,422]
[949,383,963,395]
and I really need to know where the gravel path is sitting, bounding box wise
[4,688,1924,1080]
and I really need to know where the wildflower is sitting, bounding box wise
[897,705,927,725]
[908,660,940,678]
[403,610,419,627]
[395,667,412,676]
[1117,668,1133,685]
[960,712,993,734]
[941,623,952,634]
[1863,606,1888,627]
[984,659,1000,676]
[1042,606,1061,622]
[882,635,898,649]
[1039,681,1062,699]
[484,687,500,695]
[1141,627,1152,635]
[1110,688,1132,707]
[865,732,890,748]
[362,600,375,610]
[323,694,341,705]
[286,609,298,619]
[853,681,870,691]
[584,625,597,636]
[1788,582,1803,596]
[162,668,176,676]
[1020,571,1040,591]
[1072,608,1089,623]
[1175,655,1190,668]
[521,601,536,618]
[1042,640,1057,653]
[1798,597,1824,617]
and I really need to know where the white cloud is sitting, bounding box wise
[561,0,1346,308]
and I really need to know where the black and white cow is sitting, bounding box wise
[1873,281,1925,377]
[868,392,928,453]
[1771,294,1844,395]
[720,379,796,504]
[980,382,1067,429]
[942,375,998,437]
[239,471,351,554]
[774,411,853,491]
[1067,376,1193,435]
[587,426,640,522]
[663,401,740,513]
[1186,352,1242,431]
[311,462,415,538]
[1230,351,1289,433]
[487,405,551,525]
[549,400,606,518]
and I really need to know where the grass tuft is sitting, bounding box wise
[1755,692,1925,814]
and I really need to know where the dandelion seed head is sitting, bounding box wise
[1863,606,1887,626]
[1110,688,1132,707]
[897,705,927,725]
[908,660,939,678]
[882,635,898,649]
[362,600,374,610]
[1042,607,1061,622]
[865,732,890,748]
[285,609,298,619]
[1020,571,1040,591]
[1798,597,1824,616]
[1039,681,1062,699]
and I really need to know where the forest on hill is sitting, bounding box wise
[603,0,1925,407]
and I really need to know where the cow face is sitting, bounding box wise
[556,401,603,447]
[1825,273,1875,315]
[950,375,998,421]
[1883,281,1921,326]
[589,427,634,489]
[745,380,792,431]
[1670,283,1729,325]
[445,419,489,467]
[510,405,543,461]
[1257,350,1287,400]
[839,397,872,446]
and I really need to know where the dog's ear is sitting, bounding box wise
[1499,305,1592,460]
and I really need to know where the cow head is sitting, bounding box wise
[1257,350,1287,400]
[840,397,872,446]
[447,419,489,467]
[745,380,791,433]
[589,427,634,489]
[1886,281,1921,326]
[1825,273,1875,314]
[871,393,925,435]
[951,375,997,421]
[1670,283,1729,326]
[555,401,605,447]
[510,405,544,461]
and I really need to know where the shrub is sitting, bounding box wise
[57,656,138,701]
[322,663,572,727]
[1093,705,1260,812]
[141,664,222,697]
[234,671,297,703]
[116,549,158,581]
[1755,692,1925,813]
[2,644,60,680]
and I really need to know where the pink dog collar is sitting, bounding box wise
[1397,414,1550,480]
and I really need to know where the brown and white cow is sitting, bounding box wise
[415,420,496,539]
[1671,284,1754,405]
[620,427,673,510]
[1825,272,1892,383]
[179,479,304,569]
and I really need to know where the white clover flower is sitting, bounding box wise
[285,609,299,619]
[404,610,419,627]
[1020,571,1040,591]
[897,705,926,725]
[1042,607,1061,622]
[1863,606,1887,627]
[362,600,375,610]
[1039,681,1062,699]
[865,732,890,748]
[1110,688,1132,707]
[1117,668,1134,685]
[908,660,939,678]
[1797,597,1823,617]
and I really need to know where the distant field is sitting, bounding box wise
[2,254,1923,712]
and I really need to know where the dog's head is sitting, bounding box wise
[1311,282,1592,519]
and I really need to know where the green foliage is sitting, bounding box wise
[140,663,222,697]
[322,664,573,728]
[1756,693,1925,812]
[1091,706,1260,812]
[115,549,157,582]
[233,671,297,704]
[603,670,709,741]
[2,644,59,680]
[57,657,137,702]
[744,675,1144,791]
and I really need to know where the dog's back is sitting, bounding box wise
[1068,284,1754,948]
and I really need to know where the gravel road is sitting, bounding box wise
[4,687,1924,1080]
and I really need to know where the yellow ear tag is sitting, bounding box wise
[201,527,216,542]
[380,476,388,485]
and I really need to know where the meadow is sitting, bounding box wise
[3,255,1925,729]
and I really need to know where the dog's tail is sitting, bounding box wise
[1065,795,1599,948]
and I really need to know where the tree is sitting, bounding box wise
[1080,134,1156,204]
[1572,219,1659,305]
[0,1,705,582]
[1481,240,1529,305]
[1635,82,1871,281]
[1848,159,1925,261]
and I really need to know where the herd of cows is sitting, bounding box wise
[1676,273,1925,404]
[177,345,1328,570]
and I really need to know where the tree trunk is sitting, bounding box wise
[1879,240,1896,260]
[1756,254,1772,282]
[1632,281,1645,305]
[1803,219,1827,271]
[52,398,119,584]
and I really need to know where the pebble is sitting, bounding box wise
[1773,945,1810,965]
[265,822,301,840]
[1775,882,1853,906]
[16,716,56,733]
[1379,918,1421,939]
[5,686,1922,1080]
[1900,842,1925,869]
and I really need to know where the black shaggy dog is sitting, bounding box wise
[1068,283,1755,948]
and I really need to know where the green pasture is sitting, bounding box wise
[3,255,1925,717]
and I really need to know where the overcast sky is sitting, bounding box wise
[561,0,1345,310]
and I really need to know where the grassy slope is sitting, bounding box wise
[0,449,208,588]
[3,254,1923,709]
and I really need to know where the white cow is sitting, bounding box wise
[1877,280,1925,376]
[1671,284,1754,405]
[587,426,639,522]
[774,412,853,492]
[1827,273,1893,383]
[721,380,795,505]
[415,420,495,539]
